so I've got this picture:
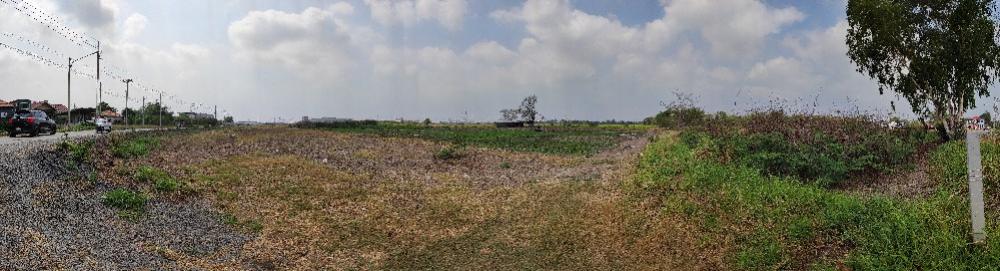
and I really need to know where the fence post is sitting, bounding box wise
[967,130,987,244]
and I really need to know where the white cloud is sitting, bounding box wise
[57,0,120,37]
[330,2,355,16]
[364,0,467,31]
[122,13,147,41]
[464,41,516,64]
[662,0,804,59]
[0,0,904,122]
[228,7,361,81]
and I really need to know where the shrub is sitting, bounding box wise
[676,110,938,186]
[647,107,706,129]
[102,188,147,211]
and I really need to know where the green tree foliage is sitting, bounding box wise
[500,95,540,124]
[846,0,1000,140]
[97,101,116,113]
[646,92,705,129]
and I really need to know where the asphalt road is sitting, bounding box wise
[0,128,157,147]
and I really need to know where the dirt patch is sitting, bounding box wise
[835,158,938,199]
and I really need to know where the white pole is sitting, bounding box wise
[967,129,987,244]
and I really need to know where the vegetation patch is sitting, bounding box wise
[307,122,646,156]
[112,137,159,158]
[135,166,181,192]
[60,140,92,163]
[666,110,937,187]
[635,130,1000,269]
[102,188,147,211]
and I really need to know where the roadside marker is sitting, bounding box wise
[967,130,987,244]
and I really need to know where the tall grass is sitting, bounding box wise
[670,110,937,186]
[637,131,1000,269]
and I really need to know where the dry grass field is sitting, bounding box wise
[89,126,725,270]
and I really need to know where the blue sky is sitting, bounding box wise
[0,0,990,122]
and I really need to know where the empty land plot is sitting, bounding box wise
[92,126,717,270]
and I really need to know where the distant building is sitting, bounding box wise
[0,100,14,120]
[101,110,122,123]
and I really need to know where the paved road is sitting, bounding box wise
[0,129,157,147]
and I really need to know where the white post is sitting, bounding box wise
[967,130,987,244]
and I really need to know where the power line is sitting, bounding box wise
[0,0,228,119]
[0,0,97,49]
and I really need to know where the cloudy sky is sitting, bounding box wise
[0,0,990,122]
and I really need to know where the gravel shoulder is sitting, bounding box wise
[0,136,250,270]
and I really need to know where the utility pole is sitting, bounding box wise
[141,96,146,126]
[96,41,101,122]
[67,57,71,127]
[67,49,99,129]
[214,105,217,121]
[124,79,132,131]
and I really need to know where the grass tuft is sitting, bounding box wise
[135,166,181,192]
[61,141,92,163]
[102,188,147,211]
[112,137,158,158]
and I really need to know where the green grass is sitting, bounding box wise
[135,166,181,192]
[311,122,646,156]
[58,122,96,133]
[112,137,158,158]
[60,140,92,163]
[636,133,1000,270]
[102,188,147,211]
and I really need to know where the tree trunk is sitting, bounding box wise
[943,111,966,141]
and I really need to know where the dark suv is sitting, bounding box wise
[8,110,57,137]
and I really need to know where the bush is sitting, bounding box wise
[676,110,938,186]
[102,188,147,211]
[647,107,706,129]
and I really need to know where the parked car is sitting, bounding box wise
[7,110,57,137]
[95,118,112,133]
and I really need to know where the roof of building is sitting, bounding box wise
[101,110,121,118]
[52,104,69,114]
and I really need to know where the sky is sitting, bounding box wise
[0,0,993,122]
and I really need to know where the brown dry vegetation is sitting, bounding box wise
[95,127,729,270]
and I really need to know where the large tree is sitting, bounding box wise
[500,95,540,124]
[846,0,1000,139]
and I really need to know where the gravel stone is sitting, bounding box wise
[0,137,250,270]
